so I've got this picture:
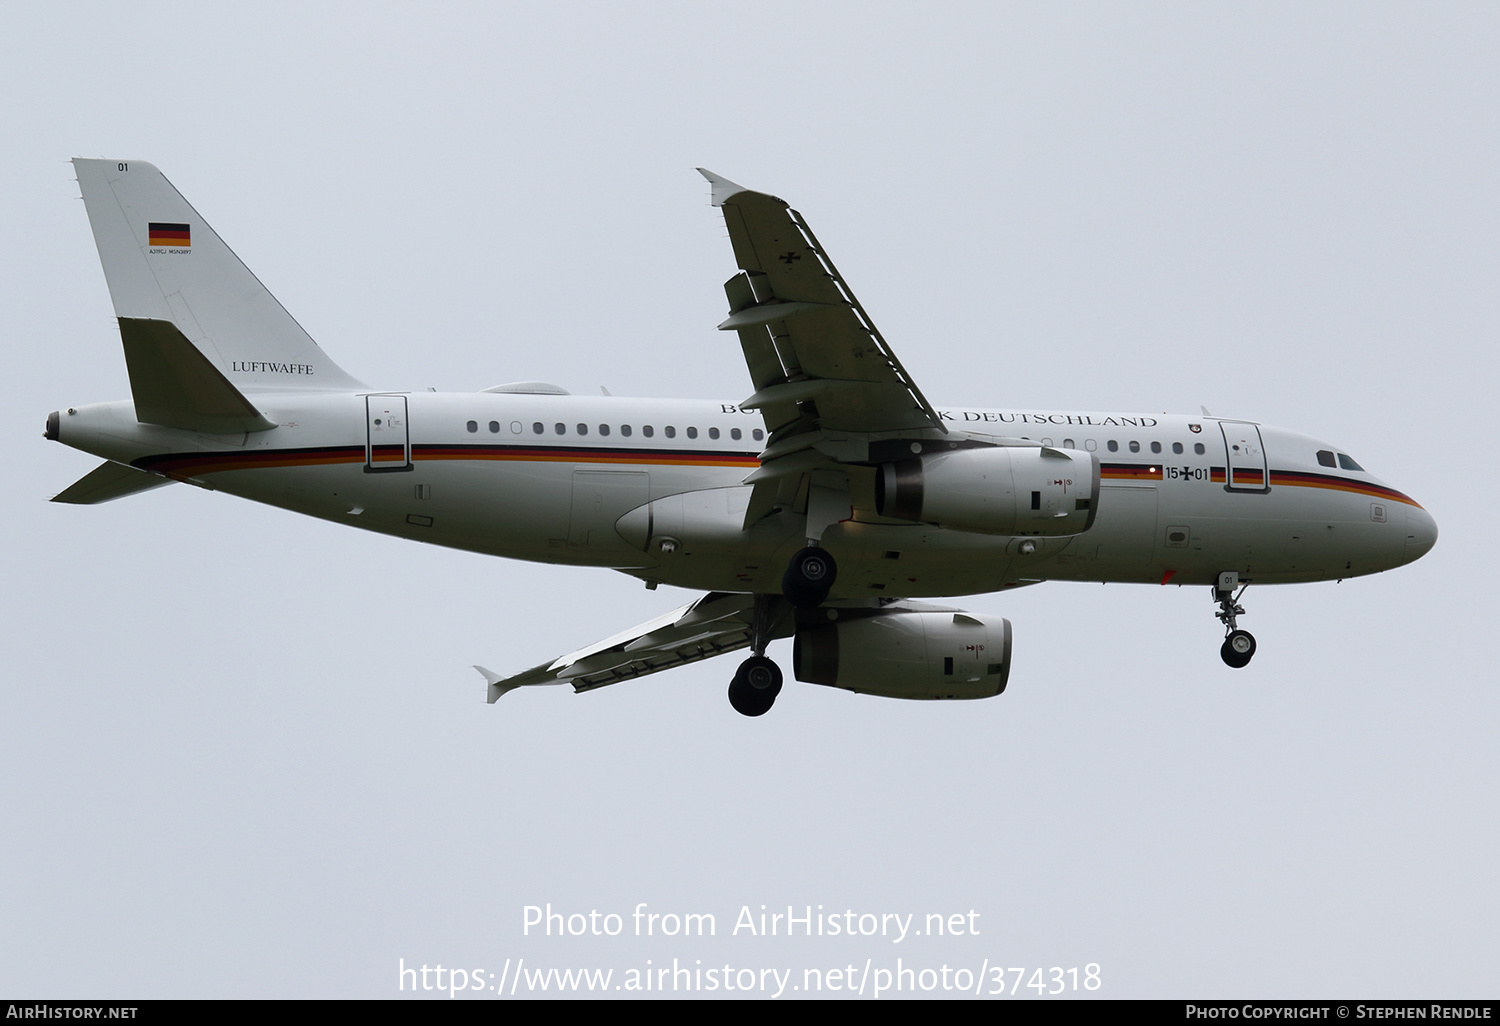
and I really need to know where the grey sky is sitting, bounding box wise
[2,2,1494,998]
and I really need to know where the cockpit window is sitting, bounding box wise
[1338,453,1365,472]
[1316,450,1336,468]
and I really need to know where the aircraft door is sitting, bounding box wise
[1219,420,1268,493]
[365,394,412,473]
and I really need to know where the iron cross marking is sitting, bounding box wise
[779,251,801,265]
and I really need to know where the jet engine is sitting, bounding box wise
[876,446,1100,537]
[793,609,1013,699]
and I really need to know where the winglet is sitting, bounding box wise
[475,665,519,704]
[696,168,751,207]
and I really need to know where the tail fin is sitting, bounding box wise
[72,159,364,393]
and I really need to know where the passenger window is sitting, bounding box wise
[1107,440,1119,452]
[576,423,588,436]
[466,420,477,433]
[665,426,676,438]
[731,428,742,441]
[1063,438,1074,448]
[709,427,720,440]
[1085,439,1097,452]
[598,424,610,436]
[1338,453,1364,472]
[687,426,698,439]
[643,425,654,438]
[752,429,763,441]
[1317,450,1337,468]
[1150,441,1161,454]
[532,422,543,435]
[1041,437,1053,447]
[489,421,500,433]
[510,421,522,434]
[621,425,632,437]
[1172,442,1183,454]
[554,423,566,435]
[1129,440,1140,453]
[1194,443,1205,455]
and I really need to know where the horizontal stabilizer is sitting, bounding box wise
[52,461,175,504]
[120,318,276,433]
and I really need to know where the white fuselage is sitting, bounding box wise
[54,392,1436,600]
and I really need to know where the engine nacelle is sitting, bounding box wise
[794,610,1013,700]
[877,446,1100,537]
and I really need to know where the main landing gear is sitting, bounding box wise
[727,595,789,717]
[728,542,838,716]
[728,655,782,717]
[1213,571,1257,668]
[782,546,837,609]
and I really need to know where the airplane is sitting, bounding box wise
[47,160,1438,716]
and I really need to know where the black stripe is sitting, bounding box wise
[414,442,757,461]
[132,445,363,473]
[1270,468,1413,502]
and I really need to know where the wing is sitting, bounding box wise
[700,170,945,440]
[475,592,792,703]
[698,171,947,527]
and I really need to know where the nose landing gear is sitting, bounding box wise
[1213,572,1256,668]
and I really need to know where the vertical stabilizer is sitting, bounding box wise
[72,159,364,393]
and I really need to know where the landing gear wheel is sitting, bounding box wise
[738,654,783,695]
[782,546,837,609]
[728,655,783,717]
[1220,629,1256,668]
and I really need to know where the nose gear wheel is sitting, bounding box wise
[1220,629,1256,668]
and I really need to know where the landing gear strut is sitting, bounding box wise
[728,595,789,716]
[1213,571,1256,668]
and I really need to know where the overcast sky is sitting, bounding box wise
[2,2,1494,999]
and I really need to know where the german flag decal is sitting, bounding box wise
[148,222,190,247]
[1101,462,1163,482]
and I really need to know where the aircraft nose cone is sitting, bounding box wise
[1405,506,1438,563]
